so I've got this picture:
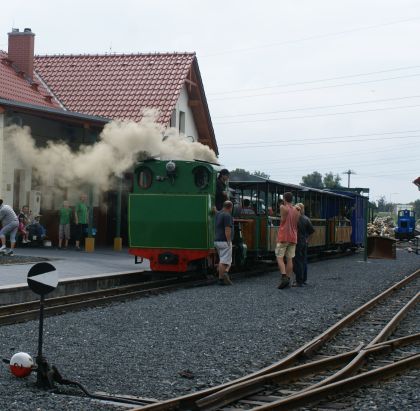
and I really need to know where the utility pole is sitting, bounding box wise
[342,169,356,188]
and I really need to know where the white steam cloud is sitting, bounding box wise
[5,112,218,191]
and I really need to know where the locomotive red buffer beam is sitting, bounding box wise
[129,248,212,272]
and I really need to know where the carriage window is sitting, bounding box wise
[193,167,210,189]
[138,167,153,189]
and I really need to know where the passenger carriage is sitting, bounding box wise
[229,175,366,262]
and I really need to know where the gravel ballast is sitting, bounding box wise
[0,251,418,410]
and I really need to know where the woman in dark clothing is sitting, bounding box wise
[293,203,315,286]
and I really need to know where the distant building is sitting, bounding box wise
[0,28,217,245]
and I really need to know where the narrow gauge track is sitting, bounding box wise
[0,274,214,326]
[0,258,348,327]
[0,263,278,326]
[132,269,419,411]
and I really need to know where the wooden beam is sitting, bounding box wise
[188,100,201,107]
[185,78,197,87]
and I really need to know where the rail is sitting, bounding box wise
[132,269,419,411]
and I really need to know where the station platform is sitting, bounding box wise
[0,246,150,289]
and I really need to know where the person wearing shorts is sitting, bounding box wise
[0,199,19,253]
[58,200,72,249]
[276,192,299,289]
[214,200,234,285]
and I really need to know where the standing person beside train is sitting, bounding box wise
[293,203,315,287]
[214,200,234,285]
[58,200,72,250]
[74,193,88,251]
[276,192,300,289]
[215,169,230,211]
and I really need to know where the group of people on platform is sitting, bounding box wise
[0,193,89,254]
[213,169,315,288]
[57,194,88,251]
[0,200,46,254]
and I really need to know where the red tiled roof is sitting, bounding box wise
[0,51,61,109]
[34,53,196,123]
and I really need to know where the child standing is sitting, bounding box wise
[58,201,72,249]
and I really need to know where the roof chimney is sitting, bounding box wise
[8,28,35,79]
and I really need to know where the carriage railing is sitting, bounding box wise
[236,215,352,255]
[267,216,280,251]
[308,218,327,247]
[234,215,280,255]
[328,217,352,244]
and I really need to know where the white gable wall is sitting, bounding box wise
[0,119,33,209]
[173,85,198,141]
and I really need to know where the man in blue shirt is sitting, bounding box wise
[214,200,234,285]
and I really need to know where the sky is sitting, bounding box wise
[1,0,420,204]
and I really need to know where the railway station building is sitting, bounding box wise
[0,28,218,247]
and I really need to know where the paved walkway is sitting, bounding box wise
[0,246,150,288]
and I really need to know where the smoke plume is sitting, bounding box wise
[5,112,219,191]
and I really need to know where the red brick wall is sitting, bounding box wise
[8,31,35,78]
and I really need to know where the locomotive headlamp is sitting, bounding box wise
[166,161,176,175]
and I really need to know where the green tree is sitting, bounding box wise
[377,195,387,211]
[301,171,324,189]
[323,172,342,189]
[253,170,270,179]
[377,195,395,212]
[230,168,270,180]
[229,168,251,179]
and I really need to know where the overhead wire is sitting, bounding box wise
[224,134,420,148]
[213,94,420,119]
[204,13,420,193]
[200,16,420,57]
[220,129,420,148]
[352,169,420,178]
[235,143,405,166]
[209,65,420,96]
[215,103,420,125]
[210,73,420,101]
[247,152,420,172]
[270,167,419,181]
[257,155,420,175]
